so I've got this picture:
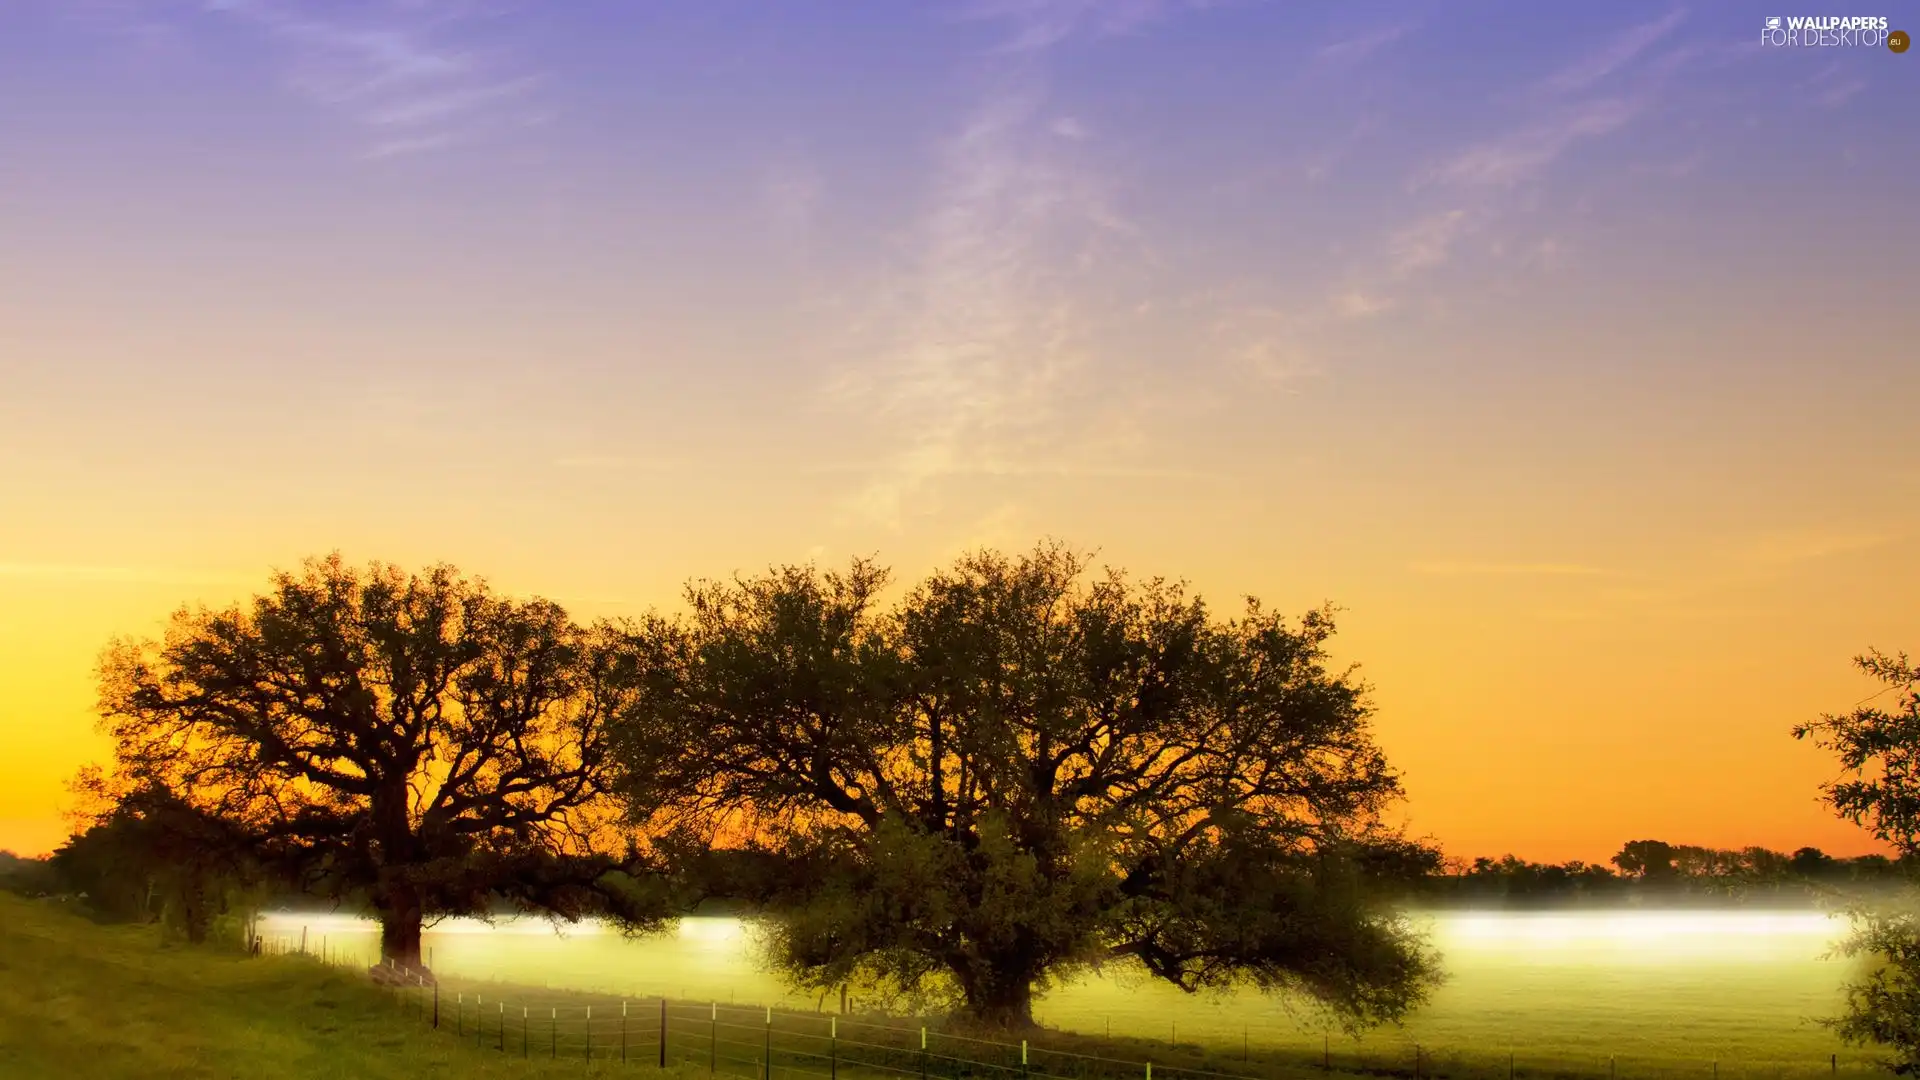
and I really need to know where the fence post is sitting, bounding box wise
[1833,1056,1838,1074]
[499,1002,505,1052]
[1611,1058,1616,1080]
[587,1005,593,1061]
[921,1026,929,1080]
[660,996,668,1069]
[623,1000,629,1064]
[552,1007,557,1059]
[300,926,307,954]
[433,981,439,1029]
[710,1003,717,1075]
[477,996,484,1048]
[523,1007,529,1058]
[458,993,464,1037]
[764,1006,773,1080]
[831,1017,838,1080]
[1145,1062,1152,1080]
[1022,1039,1029,1080]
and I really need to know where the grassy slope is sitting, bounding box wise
[0,894,704,1080]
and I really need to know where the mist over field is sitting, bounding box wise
[259,908,1863,1067]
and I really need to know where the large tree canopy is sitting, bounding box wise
[95,554,664,970]
[614,543,1442,1029]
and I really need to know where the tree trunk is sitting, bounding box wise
[956,952,1040,1029]
[375,883,425,971]
[181,870,210,944]
[963,978,1036,1029]
[371,787,427,973]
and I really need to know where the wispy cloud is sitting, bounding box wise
[87,0,546,158]
[826,5,1182,527]
[1202,303,1315,387]
[1331,290,1393,319]
[1539,8,1687,95]
[1302,112,1383,183]
[1409,562,1609,577]
[60,0,191,52]
[1199,13,1702,400]
[1736,529,1895,567]
[904,459,1223,480]
[0,563,245,587]
[1336,7,1711,326]
[958,0,1219,53]
[551,456,686,472]
[1389,209,1471,274]
[1629,150,1707,178]
[760,154,825,243]
[1426,97,1643,189]
[1508,524,1909,624]
[1316,22,1415,68]
[1804,63,1867,109]
[1419,10,1694,192]
[1050,116,1091,140]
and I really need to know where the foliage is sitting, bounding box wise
[50,783,264,943]
[613,542,1442,1030]
[90,553,668,968]
[1795,649,1920,1072]
[1796,652,1920,854]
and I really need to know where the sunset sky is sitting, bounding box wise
[1,1,1914,863]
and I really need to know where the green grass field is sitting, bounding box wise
[0,893,707,1079]
[2,895,1895,1080]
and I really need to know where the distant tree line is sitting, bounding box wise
[1415,841,1908,909]
[13,831,1900,925]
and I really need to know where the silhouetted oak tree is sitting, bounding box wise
[1795,649,1920,1072]
[614,543,1441,1030]
[95,555,661,970]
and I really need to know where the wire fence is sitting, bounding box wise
[250,932,1895,1080]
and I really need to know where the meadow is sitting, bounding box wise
[261,907,1881,1080]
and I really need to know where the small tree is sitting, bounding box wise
[94,554,666,970]
[52,782,262,940]
[1610,840,1680,882]
[615,543,1442,1030]
[1794,649,1920,1072]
